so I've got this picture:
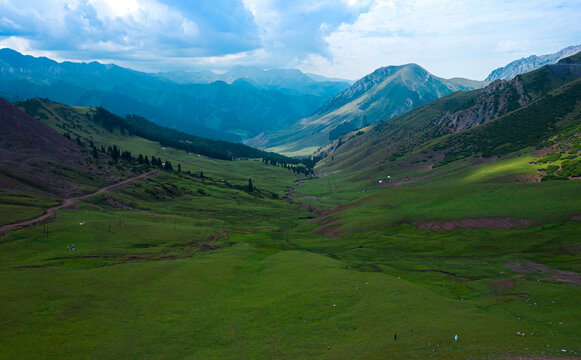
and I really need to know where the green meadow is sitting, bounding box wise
[1,103,580,359]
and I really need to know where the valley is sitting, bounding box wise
[1,50,580,360]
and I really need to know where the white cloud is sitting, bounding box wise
[88,0,141,19]
[0,0,579,79]
[297,0,581,80]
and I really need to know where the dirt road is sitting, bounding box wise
[0,170,158,236]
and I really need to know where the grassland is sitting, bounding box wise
[1,102,580,359]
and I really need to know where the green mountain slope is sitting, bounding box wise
[0,97,129,199]
[317,54,581,174]
[16,98,313,171]
[247,63,485,156]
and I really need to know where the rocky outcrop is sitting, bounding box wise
[434,76,531,133]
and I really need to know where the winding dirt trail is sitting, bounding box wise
[0,170,159,236]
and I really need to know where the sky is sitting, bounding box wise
[0,0,579,80]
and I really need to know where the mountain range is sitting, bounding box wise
[157,65,351,97]
[317,52,581,174]
[248,63,485,156]
[0,49,349,142]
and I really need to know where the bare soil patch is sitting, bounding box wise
[409,269,480,280]
[315,224,341,238]
[415,217,534,231]
[106,197,142,211]
[318,217,338,226]
[489,293,530,298]
[532,146,558,157]
[508,357,578,360]
[507,260,581,286]
[493,278,516,292]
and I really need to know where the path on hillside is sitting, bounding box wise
[0,170,159,236]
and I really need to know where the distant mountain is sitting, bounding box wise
[305,73,354,84]
[0,49,344,142]
[157,65,351,97]
[485,44,581,81]
[155,69,221,84]
[317,52,581,174]
[247,63,485,156]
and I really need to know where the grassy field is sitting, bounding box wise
[0,193,59,226]
[1,103,580,359]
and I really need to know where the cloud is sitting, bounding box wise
[0,0,261,67]
[0,0,579,79]
[242,0,372,61]
[298,0,581,80]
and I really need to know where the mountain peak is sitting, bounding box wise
[485,44,581,81]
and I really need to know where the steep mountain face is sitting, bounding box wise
[0,49,343,142]
[434,76,530,132]
[318,53,581,174]
[0,97,123,197]
[247,63,485,156]
[485,44,581,81]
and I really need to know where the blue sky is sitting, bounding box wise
[0,0,579,80]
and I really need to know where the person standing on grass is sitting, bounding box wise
[454,334,458,342]
[394,333,397,341]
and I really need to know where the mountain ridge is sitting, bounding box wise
[315,53,581,174]
[0,49,346,142]
[485,44,581,81]
[248,63,485,156]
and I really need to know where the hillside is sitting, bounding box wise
[16,98,314,173]
[2,66,580,360]
[485,44,581,81]
[247,63,485,156]
[0,49,343,142]
[316,53,581,174]
[0,97,128,199]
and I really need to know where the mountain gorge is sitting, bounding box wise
[0,49,347,142]
[248,63,485,156]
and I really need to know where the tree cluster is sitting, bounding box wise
[92,107,315,172]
